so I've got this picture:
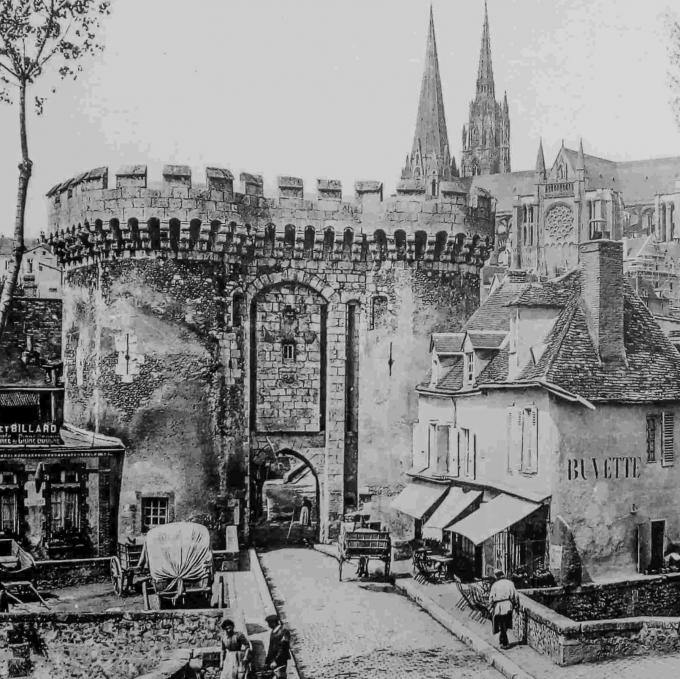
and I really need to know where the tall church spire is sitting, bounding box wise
[461,1,511,177]
[400,5,455,192]
[476,0,495,97]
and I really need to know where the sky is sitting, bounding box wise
[1,0,680,237]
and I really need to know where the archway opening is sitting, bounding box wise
[250,447,320,547]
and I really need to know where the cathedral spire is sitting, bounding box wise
[536,138,546,180]
[401,5,455,190]
[476,0,495,97]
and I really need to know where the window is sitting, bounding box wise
[448,427,460,478]
[232,292,244,328]
[282,341,296,361]
[662,411,675,467]
[0,493,17,534]
[142,497,169,532]
[465,352,475,384]
[647,415,661,462]
[507,406,538,474]
[50,487,80,533]
[435,424,450,474]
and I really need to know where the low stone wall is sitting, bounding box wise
[525,572,680,621]
[0,609,222,679]
[513,591,680,665]
[34,557,110,590]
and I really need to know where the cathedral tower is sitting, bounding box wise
[401,6,457,197]
[461,1,511,177]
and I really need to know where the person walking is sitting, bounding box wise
[488,568,517,650]
[265,613,291,678]
[298,497,312,527]
[220,617,252,679]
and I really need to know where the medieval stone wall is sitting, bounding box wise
[46,166,493,540]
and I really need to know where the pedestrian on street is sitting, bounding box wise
[220,617,252,679]
[299,497,312,527]
[488,568,517,650]
[265,613,291,678]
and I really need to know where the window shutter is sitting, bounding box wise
[522,406,538,474]
[662,412,675,467]
[506,407,522,472]
[646,416,656,463]
[412,421,427,470]
[448,426,460,478]
[436,425,450,474]
[427,423,437,470]
[472,433,477,480]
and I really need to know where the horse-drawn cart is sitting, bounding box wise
[338,524,391,582]
[110,540,144,596]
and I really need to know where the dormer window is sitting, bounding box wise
[465,352,475,384]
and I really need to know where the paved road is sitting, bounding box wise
[259,548,504,679]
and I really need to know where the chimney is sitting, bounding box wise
[580,239,625,363]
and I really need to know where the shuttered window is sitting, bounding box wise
[436,425,450,474]
[521,406,538,474]
[506,407,523,471]
[646,415,657,463]
[427,423,437,469]
[662,412,675,467]
[412,421,427,471]
[448,427,460,478]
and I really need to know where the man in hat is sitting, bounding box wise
[265,613,291,678]
[488,569,517,650]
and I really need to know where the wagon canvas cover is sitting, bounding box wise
[137,522,212,590]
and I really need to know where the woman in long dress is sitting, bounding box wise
[220,618,252,679]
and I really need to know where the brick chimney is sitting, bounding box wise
[580,239,625,363]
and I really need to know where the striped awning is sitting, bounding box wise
[422,487,482,541]
[0,392,40,407]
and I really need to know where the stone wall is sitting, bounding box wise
[0,610,222,679]
[34,557,110,589]
[525,573,680,621]
[47,166,494,540]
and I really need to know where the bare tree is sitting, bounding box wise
[0,0,110,337]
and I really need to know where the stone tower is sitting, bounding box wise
[461,1,511,177]
[45,166,494,543]
[400,6,458,197]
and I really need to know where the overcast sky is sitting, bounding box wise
[1,0,679,237]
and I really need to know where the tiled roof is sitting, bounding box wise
[424,261,680,403]
[430,333,464,355]
[463,276,530,333]
[435,358,464,392]
[467,331,506,349]
[507,270,579,308]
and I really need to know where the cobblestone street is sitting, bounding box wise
[259,548,504,678]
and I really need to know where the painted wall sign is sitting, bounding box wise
[0,423,61,445]
[566,456,641,481]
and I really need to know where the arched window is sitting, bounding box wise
[360,234,369,261]
[303,226,315,258]
[394,230,407,260]
[147,218,161,249]
[264,224,276,256]
[414,231,427,260]
[208,220,221,251]
[373,229,387,260]
[189,219,201,249]
[169,218,181,253]
[232,292,244,328]
[284,224,296,251]
[342,228,354,259]
[323,227,335,258]
[433,231,448,261]
[110,218,122,248]
[128,218,140,248]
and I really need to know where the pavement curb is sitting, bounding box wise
[312,544,536,679]
[249,548,303,679]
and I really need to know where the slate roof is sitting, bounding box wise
[467,331,506,349]
[430,332,464,355]
[419,263,680,403]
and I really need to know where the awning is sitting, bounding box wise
[422,487,483,541]
[446,494,543,545]
[390,480,448,520]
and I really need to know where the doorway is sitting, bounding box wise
[651,519,666,571]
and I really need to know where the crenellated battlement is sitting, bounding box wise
[45,164,495,269]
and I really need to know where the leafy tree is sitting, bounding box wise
[0,0,110,337]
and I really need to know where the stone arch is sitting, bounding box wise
[128,218,140,248]
[189,219,201,249]
[342,227,354,259]
[284,224,296,251]
[373,229,387,260]
[394,229,407,260]
[110,218,122,248]
[244,268,339,305]
[169,218,181,253]
[323,226,335,258]
[414,230,427,259]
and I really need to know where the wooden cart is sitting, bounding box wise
[337,525,391,582]
[110,540,145,596]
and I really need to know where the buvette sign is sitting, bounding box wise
[0,423,61,445]
[566,456,641,481]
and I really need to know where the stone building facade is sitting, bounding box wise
[45,165,494,541]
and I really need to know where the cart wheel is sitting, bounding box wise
[110,557,123,597]
[142,580,151,611]
[338,558,343,582]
